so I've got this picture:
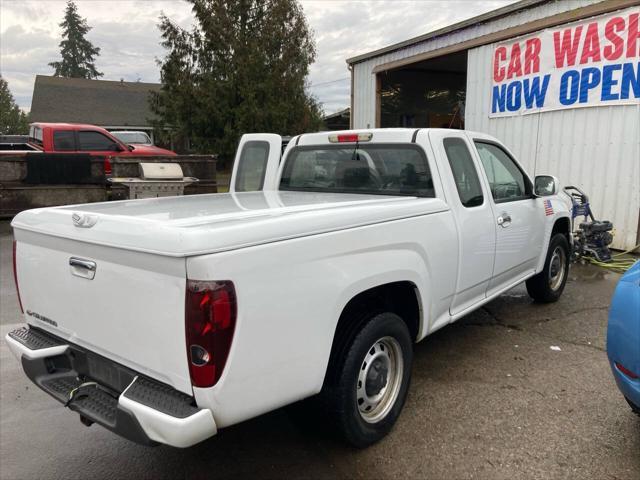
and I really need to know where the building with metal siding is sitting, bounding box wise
[347,0,640,249]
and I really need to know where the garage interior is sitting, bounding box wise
[378,50,467,129]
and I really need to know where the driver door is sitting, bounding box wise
[230,134,282,192]
[471,138,543,295]
[76,130,124,155]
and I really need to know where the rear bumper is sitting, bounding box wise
[609,360,640,411]
[5,326,217,448]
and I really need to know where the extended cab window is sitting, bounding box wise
[29,126,43,146]
[235,141,269,192]
[443,137,483,207]
[280,144,434,197]
[474,141,530,203]
[53,131,76,151]
[78,131,116,151]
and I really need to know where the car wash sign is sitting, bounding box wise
[490,7,640,117]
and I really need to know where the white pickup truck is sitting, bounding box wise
[6,128,572,448]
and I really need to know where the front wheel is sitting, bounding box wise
[526,233,570,303]
[323,312,413,448]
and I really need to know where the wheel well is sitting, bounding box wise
[323,282,421,386]
[552,217,571,242]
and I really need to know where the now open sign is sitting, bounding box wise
[490,7,640,117]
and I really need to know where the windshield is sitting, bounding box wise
[280,144,435,197]
[112,131,151,144]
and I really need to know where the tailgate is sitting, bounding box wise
[13,228,192,395]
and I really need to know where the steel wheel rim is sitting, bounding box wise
[356,336,404,424]
[548,246,566,291]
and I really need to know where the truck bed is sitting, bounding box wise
[12,191,449,256]
[12,191,447,395]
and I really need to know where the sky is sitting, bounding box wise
[0,0,517,115]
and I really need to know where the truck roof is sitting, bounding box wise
[30,123,109,131]
[296,128,492,146]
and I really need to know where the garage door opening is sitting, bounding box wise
[378,50,467,129]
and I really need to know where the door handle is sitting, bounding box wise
[69,257,97,279]
[69,258,96,271]
[497,213,512,227]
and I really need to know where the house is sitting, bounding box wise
[29,75,160,143]
[347,0,640,250]
[322,108,350,131]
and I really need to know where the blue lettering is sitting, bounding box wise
[601,64,622,101]
[578,67,601,104]
[621,62,640,100]
[506,82,522,111]
[492,85,506,113]
[523,75,550,109]
[559,70,580,105]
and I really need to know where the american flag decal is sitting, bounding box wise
[544,199,554,216]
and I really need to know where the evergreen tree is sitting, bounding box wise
[152,0,323,163]
[0,76,29,135]
[49,1,103,79]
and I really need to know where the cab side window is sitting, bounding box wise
[53,131,76,151]
[78,131,116,151]
[443,137,483,207]
[474,141,529,203]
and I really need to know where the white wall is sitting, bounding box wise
[466,44,640,250]
[350,0,603,129]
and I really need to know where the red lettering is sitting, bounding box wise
[604,17,625,60]
[506,43,523,79]
[554,26,583,68]
[524,38,541,75]
[493,46,507,82]
[580,23,601,64]
[628,13,640,58]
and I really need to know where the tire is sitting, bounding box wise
[625,397,640,416]
[322,312,413,448]
[526,233,570,303]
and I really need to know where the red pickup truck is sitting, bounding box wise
[1,123,176,174]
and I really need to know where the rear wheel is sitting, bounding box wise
[322,312,413,447]
[526,233,570,303]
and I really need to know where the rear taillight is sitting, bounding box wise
[12,241,23,313]
[104,157,112,175]
[185,280,237,388]
[615,362,639,380]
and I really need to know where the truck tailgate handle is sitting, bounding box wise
[69,257,97,279]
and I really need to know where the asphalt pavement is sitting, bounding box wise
[1,220,638,479]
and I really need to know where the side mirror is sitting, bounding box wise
[127,144,135,152]
[534,175,559,196]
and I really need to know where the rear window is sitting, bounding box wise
[53,131,76,151]
[280,144,434,197]
[29,126,43,146]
